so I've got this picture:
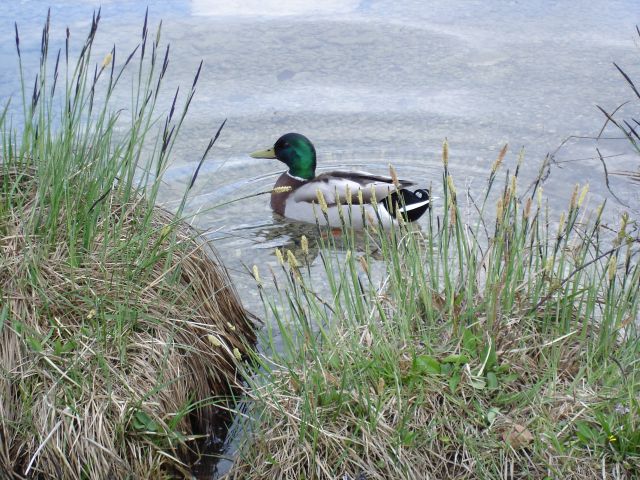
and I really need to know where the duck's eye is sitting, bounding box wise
[283,142,290,148]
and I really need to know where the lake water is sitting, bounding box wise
[1,0,639,476]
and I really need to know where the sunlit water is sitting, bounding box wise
[1,0,639,477]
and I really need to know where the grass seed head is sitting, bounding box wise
[442,138,449,167]
[491,143,508,173]
[275,248,284,265]
[316,188,328,214]
[101,52,112,68]
[286,249,299,268]
[578,184,589,207]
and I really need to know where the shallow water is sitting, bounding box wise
[1,0,639,476]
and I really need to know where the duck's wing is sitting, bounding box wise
[292,171,415,206]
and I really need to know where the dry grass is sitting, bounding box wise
[0,169,255,479]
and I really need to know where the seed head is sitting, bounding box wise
[577,184,589,207]
[446,175,456,196]
[442,139,449,167]
[316,189,328,214]
[491,144,507,173]
[286,249,299,268]
[496,198,504,223]
[608,255,617,282]
[524,197,532,219]
[300,235,309,255]
[389,164,399,187]
[272,186,293,194]
[537,187,543,207]
[275,248,284,265]
[569,183,579,210]
[101,52,112,68]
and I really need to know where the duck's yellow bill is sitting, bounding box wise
[249,147,276,159]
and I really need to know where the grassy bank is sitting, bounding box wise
[229,145,639,479]
[1,12,254,478]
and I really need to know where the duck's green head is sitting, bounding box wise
[250,132,316,180]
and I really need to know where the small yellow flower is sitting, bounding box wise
[87,309,96,320]
[608,434,617,443]
[101,52,113,68]
[207,335,222,347]
[233,347,242,360]
[226,322,236,332]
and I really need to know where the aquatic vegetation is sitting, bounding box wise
[229,142,639,479]
[0,10,254,478]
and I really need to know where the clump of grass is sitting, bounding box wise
[1,10,254,479]
[228,143,639,479]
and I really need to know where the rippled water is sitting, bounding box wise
[1,0,639,476]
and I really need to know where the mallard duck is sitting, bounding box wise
[250,133,431,229]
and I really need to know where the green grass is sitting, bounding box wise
[1,10,253,479]
[228,143,639,479]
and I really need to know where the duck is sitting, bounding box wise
[250,133,431,229]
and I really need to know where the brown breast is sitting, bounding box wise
[271,173,306,216]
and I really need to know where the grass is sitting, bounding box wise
[1,10,254,479]
[597,26,640,186]
[227,143,639,479]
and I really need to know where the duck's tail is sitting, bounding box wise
[381,188,431,223]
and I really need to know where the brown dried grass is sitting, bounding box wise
[0,170,255,479]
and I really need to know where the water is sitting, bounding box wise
[1,0,639,476]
